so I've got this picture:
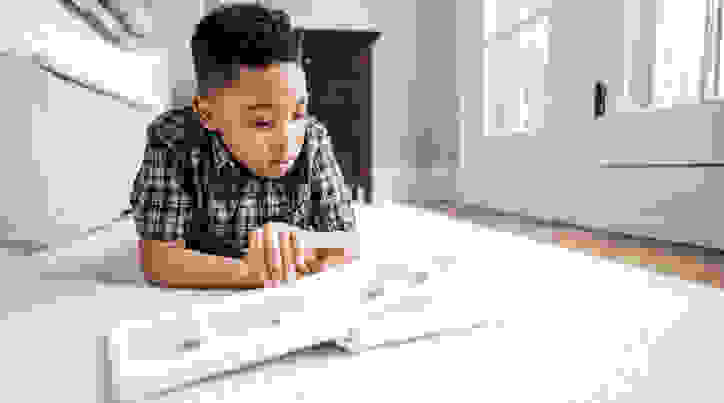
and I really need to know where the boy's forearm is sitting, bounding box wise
[146,230,361,287]
[147,247,262,289]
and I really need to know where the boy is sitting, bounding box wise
[129,4,358,289]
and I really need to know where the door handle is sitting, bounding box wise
[594,81,607,119]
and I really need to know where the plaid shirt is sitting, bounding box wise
[129,106,356,259]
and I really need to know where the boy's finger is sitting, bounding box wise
[271,232,284,283]
[264,224,281,283]
[279,231,293,282]
[309,248,324,272]
[247,230,255,257]
[249,229,270,284]
[317,250,330,273]
[292,233,310,273]
[308,255,329,273]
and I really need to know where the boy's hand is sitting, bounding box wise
[247,223,324,287]
[287,230,331,275]
[247,225,295,286]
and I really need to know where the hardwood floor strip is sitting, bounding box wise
[554,231,724,289]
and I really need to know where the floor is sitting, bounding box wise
[403,200,724,290]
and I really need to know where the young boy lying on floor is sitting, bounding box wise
[130,3,358,289]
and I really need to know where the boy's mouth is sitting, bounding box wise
[271,159,292,167]
[271,154,297,166]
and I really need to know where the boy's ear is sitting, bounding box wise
[191,95,206,116]
[192,96,215,129]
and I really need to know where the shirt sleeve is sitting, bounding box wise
[129,118,195,241]
[309,124,357,233]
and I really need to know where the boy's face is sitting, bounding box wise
[192,63,309,178]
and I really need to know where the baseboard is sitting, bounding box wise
[402,199,724,257]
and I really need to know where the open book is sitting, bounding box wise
[110,256,486,401]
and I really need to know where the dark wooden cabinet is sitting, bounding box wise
[299,29,380,204]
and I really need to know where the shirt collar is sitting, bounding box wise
[209,130,236,170]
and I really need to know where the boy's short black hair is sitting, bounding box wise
[191,4,303,98]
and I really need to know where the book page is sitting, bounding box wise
[110,258,390,401]
[335,259,491,352]
[111,251,469,400]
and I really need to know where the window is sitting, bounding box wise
[625,0,713,109]
[703,0,724,100]
[653,0,709,108]
[482,12,551,136]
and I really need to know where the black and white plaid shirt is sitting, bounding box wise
[129,106,356,259]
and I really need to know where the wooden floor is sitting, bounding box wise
[404,200,724,290]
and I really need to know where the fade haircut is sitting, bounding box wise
[191,3,303,99]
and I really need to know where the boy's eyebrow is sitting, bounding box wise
[246,95,308,111]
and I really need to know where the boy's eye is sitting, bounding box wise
[254,114,307,129]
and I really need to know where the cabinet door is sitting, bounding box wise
[302,30,379,204]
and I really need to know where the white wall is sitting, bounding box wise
[151,1,208,108]
[0,1,168,249]
[265,0,370,28]
[0,53,155,249]
[407,0,460,203]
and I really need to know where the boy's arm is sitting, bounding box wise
[142,239,271,288]
[131,115,273,288]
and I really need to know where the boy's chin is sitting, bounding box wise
[256,161,294,178]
